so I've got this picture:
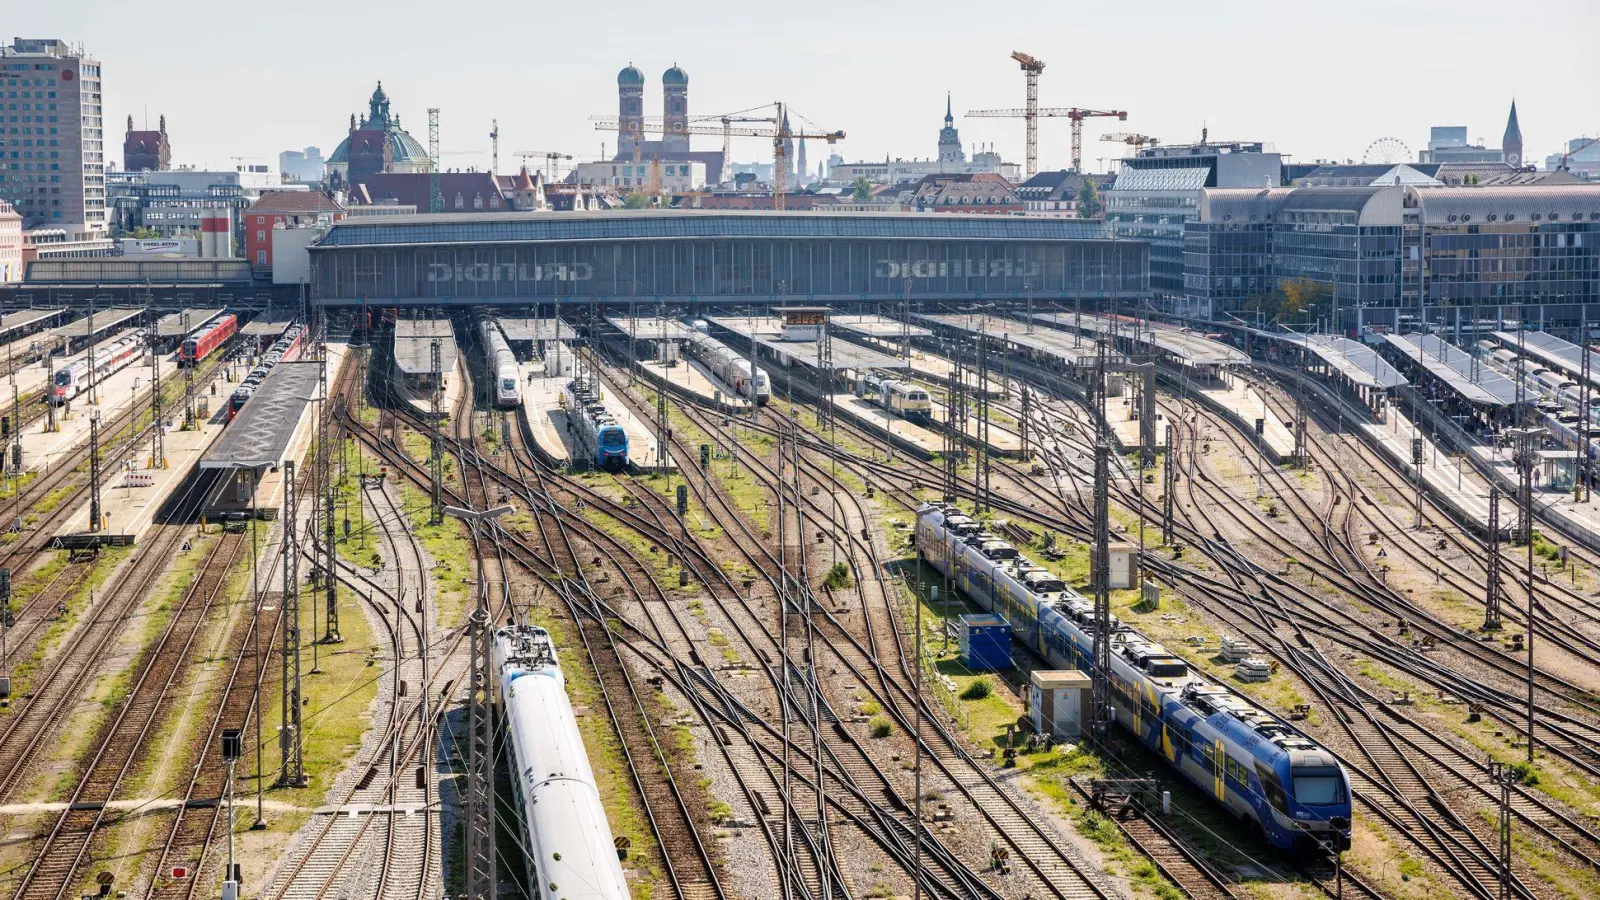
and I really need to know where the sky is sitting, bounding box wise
[12,0,1599,177]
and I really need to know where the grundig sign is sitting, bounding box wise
[427,263,593,283]
[875,258,1042,279]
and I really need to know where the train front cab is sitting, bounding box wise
[596,425,629,471]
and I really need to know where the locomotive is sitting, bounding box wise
[915,502,1352,853]
[561,379,629,470]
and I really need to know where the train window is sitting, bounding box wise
[1139,695,1159,721]
[1174,727,1192,759]
[1291,769,1346,804]
[1201,742,1216,766]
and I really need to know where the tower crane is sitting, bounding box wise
[770,102,844,210]
[967,106,1128,174]
[489,119,499,175]
[592,112,842,197]
[1007,51,1046,178]
[1559,134,1600,172]
[1102,132,1158,156]
[514,151,573,181]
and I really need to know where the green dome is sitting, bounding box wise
[618,65,645,86]
[663,65,688,86]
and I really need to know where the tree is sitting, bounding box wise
[1076,177,1103,219]
[1244,277,1332,326]
[622,192,652,210]
[127,226,161,239]
[852,176,872,202]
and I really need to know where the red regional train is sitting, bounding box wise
[178,314,239,367]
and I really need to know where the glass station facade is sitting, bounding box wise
[309,212,1149,305]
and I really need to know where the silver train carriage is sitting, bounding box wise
[481,319,521,408]
[682,331,770,405]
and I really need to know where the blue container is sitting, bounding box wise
[958,613,1012,672]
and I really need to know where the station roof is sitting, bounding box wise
[154,308,225,338]
[605,316,697,341]
[914,312,1108,367]
[49,308,144,340]
[1381,333,1517,405]
[1493,331,1600,388]
[241,317,297,337]
[201,361,321,469]
[393,319,458,375]
[0,308,65,342]
[1294,334,1408,390]
[1033,312,1249,367]
[830,314,932,339]
[498,317,576,342]
[708,315,908,370]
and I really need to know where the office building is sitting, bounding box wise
[280,147,326,184]
[0,38,106,236]
[108,166,289,237]
[572,159,706,192]
[0,200,21,281]
[1105,140,1281,301]
[1183,184,1600,329]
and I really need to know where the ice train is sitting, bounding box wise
[496,625,630,900]
[915,502,1352,852]
[481,318,520,408]
[51,330,146,405]
[681,331,769,405]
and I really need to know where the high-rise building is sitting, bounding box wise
[0,39,106,236]
[1502,100,1524,168]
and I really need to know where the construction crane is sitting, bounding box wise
[514,150,573,181]
[1008,51,1046,178]
[771,102,844,210]
[1102,132,1158,156]
[1559,134,1600,172]
[590,110,779,166]
[967,105,1128,174]
[489,119,499,175]
[592,113,842,195]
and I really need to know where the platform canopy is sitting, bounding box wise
[498,317,576,342]
[0,308,65,343]
[1032,311,1248,367]
[605,316,697,341]
[49,308,143,340]
[393,319,458,376]
[915,312,1110,368]
[154,308,225,338]
[201,361,321,469]
[1382,332,1517,406]
[708,315,908,370]
[829,314,932,339]
[1495,331,1600,390]
[241,317,296,337]
[1297,334,1408,390]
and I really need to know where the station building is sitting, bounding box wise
[1183,184,1600,332]
[306,210,1148,307]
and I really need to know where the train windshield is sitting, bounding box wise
[501,378,517,393]
[600,428,627,449]
[1291,769,1346,805]
[54,370,71,386]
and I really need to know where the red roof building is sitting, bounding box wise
[244,191,345,268]
[123,114,171,172]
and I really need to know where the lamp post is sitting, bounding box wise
[441,502,513,900]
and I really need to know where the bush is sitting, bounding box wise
[823,562,853,590]
[869,716,893,738]
[1511,761,1540,785]
[960,678,993,701]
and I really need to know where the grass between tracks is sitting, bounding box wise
[640,386,773,535]
[394,476,473,630]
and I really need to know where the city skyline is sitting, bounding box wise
[10,0,1598,177]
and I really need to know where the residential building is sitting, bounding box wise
[343,172,515,213]
[1183,184,1600,330]
[244,190,345,269]
[1105,140,1281,301]
[1015,170,1111,217]
[280,147,326,184]
[908,172,1022,214]
[0,39,106,236]
[0,200,21,281]
[123,114,169,171]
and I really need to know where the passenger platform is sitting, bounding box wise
[638,358,749,411]
[827,393,940,458]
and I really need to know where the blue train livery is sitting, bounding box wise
[562,379,630,470]
[915,502,1352,853]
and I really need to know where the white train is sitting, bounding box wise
[495,625,630,900]
[682,331,769,405]
[51,330,146,405]
[481,318,520,408]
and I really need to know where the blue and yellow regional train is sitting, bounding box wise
[915,502,1352,853]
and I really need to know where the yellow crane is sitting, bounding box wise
[513,150,573,181]
[1102,132,1159,156]
[770,102,844,210]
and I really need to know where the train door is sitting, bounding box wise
[1211,739,1226,801]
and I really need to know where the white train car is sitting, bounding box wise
[495,625,630,900]
[51,330,146,405]
[481,318,520,408]
[682,331,770,405]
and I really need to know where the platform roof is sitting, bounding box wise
[708,315,908,370]
[240,317,296,337]
[49,308,143,340]
[1382,333,1516,405]
[605,316,697,341]
[830,314,933,339]
[1294,334,1408,390]
[393,319,458,375]
[0,308,65,342]
[1493,331,1600,388]
[154,308,225,338]
[1033,312,1249,366]
[498,317,576,342]
[914,312,1109,367]
[201,361,321,469]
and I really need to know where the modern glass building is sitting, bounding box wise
[308,210,1148,306]
[1184,185,1600,331]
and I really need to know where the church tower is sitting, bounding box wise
[662,65,690,156]
[797,137,808,187]
[938,93,965,167]
[1502,100,1524,169]
[617,64,646,160]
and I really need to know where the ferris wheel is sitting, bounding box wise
[1363,137,1413,165]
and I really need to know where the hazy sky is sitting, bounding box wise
[13,0,1598,176]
